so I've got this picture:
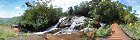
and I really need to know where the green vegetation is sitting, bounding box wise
[0,16,21,25]
[121,22,140,39]
[7,17,21,25]
[77,0,138,39]
[0,29,16,40]
[138,18,140,22]
[95,25,111,37]
[80,25,111,40]
[69,0,137,24]
[20,0,138,38]
[0,18,11,25]
[21,3,67,31]
[0,25,16,40]
[0,0,139,39]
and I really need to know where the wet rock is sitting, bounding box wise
[58,17,72,28]
[48,28,62,34]
[58,22,71,28]
[58,23,65,28]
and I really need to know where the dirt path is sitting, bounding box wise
[107,23,131,40]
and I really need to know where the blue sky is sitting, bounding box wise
[0,0,33,18]
[119,0,140,17]
[0,0,140,18]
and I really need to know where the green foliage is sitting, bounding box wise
[21,3,65,31]
[91,0,137,24]
[0,29,16,40]
[83,18,100,28]
[0,17,21,26]
[89,0,135,24]
[80,25,111,40]
[138,18,140,22]
[0,18,11,25]
[122,22,140,39]
[6,17,22,25]
[68,1,91,17]
[94,25,111,37]
[69,0,137,25]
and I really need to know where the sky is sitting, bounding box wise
[0,0,140,18]
[0,0,33,18]
[119,0,140,17]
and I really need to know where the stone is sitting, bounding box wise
[46,34,79,40]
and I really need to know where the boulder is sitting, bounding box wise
[58,18,72,28]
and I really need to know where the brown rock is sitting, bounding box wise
[46,34,79,40]
[59,23,66,28]
[12,28,20,33]
[8,35,46,40]
[73,31,84,36]
[48,28,62,34]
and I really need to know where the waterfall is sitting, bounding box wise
[33,16,87,35]
[33,17,67,34]
[54,16,86,35]
[45,17,66,32]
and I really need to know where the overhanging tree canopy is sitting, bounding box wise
[89,0,137,24]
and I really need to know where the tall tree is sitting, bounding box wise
[21,2,64,31]
[68,7,73,15]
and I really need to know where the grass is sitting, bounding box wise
[0,25,17,40]
[121,22,140,39]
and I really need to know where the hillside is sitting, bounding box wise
[0,18,11,24]
[0,16,21,25]
[6,16,21,25]
[138,17,140,21]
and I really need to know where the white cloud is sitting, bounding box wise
[49,0,91,12]
[136,10,140,17]
[15,6,21,10]
[0,11,22,18]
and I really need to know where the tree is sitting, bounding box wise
[25,2,33,7]
[69,1,91,17]
[68,7,73,15]
[21,3,64,31]
[89,0,137,24]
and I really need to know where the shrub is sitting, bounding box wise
[21,3,65,31]
[94,25,111,37]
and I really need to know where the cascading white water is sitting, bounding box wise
[33,17,67,34]
[45,17,67,31]
[54,16,86,35]
[33,16,87,35]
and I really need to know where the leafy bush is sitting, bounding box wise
[83,18,101,29]
[94,25,111,37]
[21,3,66,31]
[71,0,137,25]
[82,19,111,39]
